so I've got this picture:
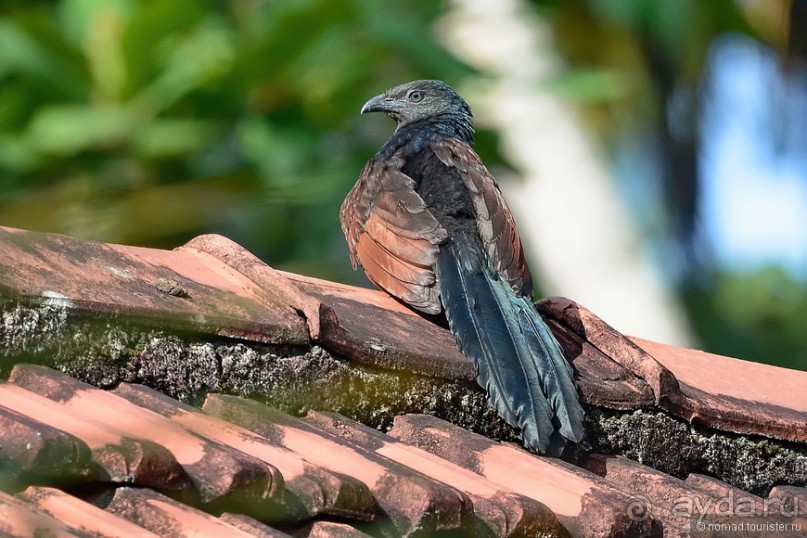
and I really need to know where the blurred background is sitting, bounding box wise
[1,0,805,370]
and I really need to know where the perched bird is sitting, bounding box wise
[340,80,584,455]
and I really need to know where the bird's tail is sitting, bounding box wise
[436,239,584,456]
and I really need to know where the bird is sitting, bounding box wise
[340,80,584,455]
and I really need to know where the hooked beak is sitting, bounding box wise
[360,93,400,115]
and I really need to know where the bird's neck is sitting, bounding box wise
[379,116,474,158]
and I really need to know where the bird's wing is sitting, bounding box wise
[340,155,448,314]
[432,137,534,297]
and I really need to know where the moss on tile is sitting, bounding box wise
[0,299,518,440]
[583,407,807,496]
[2,299,805,498]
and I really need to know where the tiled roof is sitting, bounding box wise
[0,225,805,537]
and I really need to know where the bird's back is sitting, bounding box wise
[401,137,482,249]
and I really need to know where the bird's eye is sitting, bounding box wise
[408,90,424,102]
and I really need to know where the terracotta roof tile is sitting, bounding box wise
[537,296,677,409]
[768,485,807,517]
[304,410,566,537]
[632,336,807,443]
[0,377,190,494]
[1,226,806,537]
[683,473,767,509]
[539,296,807,443]
[0,405,93,488]
[387,413,660,537]
[16,486,162,538]
[111,382,379,522]
[8,364,283,511]
[583,454,724,532]
[584,453,807,534]
[0,226,307,345]
[105,487,264,538]
[218,513,293,538]
[186,229,477,380]
[301,520,375,537]
[0,488,83,538]
[202,393,476,536]
[180,235,322,340]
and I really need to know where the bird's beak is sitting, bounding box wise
[361,93,399,115]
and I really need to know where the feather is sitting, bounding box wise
[436,235,583,456]
[340,155,447,315]
[432,138,533,298]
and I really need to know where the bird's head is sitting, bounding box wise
[361,80,473,138]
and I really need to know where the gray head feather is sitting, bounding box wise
[361,80,473,137]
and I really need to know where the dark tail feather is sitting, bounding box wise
[436,241,584,456]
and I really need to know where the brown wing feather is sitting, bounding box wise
[340,157,447,314]
[432,138,534,297]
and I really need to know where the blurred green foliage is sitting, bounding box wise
[685,267,807,368]
[0,0,475,280]
[0,0,804,370]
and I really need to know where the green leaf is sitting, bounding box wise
[538,68,630,102]
[134,118,222,157]
[26,105,136,155]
